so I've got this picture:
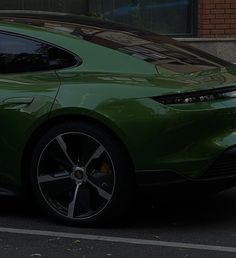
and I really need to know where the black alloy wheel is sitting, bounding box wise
[30,121,134,226]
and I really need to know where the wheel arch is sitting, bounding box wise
[21,112,135,190]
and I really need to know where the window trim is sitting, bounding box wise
[190,0,198,38]
[0,30,82,75]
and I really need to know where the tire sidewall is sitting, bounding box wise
[30,121,133,226]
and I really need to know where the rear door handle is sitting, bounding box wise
[3,97,34,104]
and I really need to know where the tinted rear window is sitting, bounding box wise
[0,32,78,74]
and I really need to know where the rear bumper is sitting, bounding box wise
[136,146,236,188]
[114,97,236,179]
[202,146,236,179]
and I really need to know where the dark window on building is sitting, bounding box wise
[0,33,77,74]
[89,0,196,36]
[0,0,196,36]
[0,0,87,15]
[0,0,197,36]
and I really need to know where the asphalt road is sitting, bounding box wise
[1,188,236,257]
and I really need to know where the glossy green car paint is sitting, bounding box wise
[54,68,236,178]
[0,70,60,185]
[0,15,236,193]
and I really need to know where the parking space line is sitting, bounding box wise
[0,227,235,253]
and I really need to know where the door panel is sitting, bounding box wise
[0,71,60,185]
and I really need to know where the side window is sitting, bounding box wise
[0,33,49,73]
[47,46,78,70]
[0,33,78,74]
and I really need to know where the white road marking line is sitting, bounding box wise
[0,227,235,253]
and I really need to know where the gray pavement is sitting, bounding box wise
[1,188,236,257]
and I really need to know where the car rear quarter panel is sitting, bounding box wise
[2,23,236,184]
[51,71,236,179]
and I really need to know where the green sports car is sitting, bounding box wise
[0,11,236,226]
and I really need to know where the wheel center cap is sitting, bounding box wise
[71,166,86,183]
[75,170,84,180]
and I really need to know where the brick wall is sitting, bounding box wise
[198,0,236,37]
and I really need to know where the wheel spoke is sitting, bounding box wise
[68,184,80,218]
[87,178,112,201]
[56,135,75,167]
[38,171,71,184]
[76,153,81,166]
[37,131,115,220]
[85,145,105,169]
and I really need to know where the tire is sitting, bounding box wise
[30,121,134,226]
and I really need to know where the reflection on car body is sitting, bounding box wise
[0,11,235,227]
